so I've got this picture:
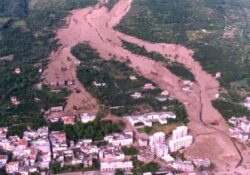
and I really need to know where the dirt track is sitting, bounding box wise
[43,0,250,173]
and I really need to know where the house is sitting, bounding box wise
[215,72,221,79]
[15,67,21,74]
[131,92,142,99]
[0,127,8,139]
[161,90,169,96]
[80,113,96,123]
[93,81,106,87]
[18,139,27,149]
[100,161,133,172]
[10,96,20,105]
[62,116,75,125]
[129,75,137,80]
[49,117,60,123]
[0,155,8,168]
[50,106,63,113]
[5,161,19,174]
[143,83,155,90]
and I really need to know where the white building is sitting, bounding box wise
[80,113,96,123]
[151,143,169,158]
[100,161,133,171]
[131,92,142,99]
[149,132,165,147]
[171,161,194,172]
[169,135,193,152]
[126,112,176,127]
[104,131,133,147]
[172,126,188,140]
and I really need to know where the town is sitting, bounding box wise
[0,110,213,175]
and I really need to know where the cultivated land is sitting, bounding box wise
[43,0,250,174]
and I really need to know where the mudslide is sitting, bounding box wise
[43,0,250,173]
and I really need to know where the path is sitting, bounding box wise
[43,0,250,173]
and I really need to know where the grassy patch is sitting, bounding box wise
[137,122,182,135]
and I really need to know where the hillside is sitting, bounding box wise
[0,0,97,135]
[116,0,250,118]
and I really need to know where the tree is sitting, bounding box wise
[51,162,61,174]
[115,169,124,175]
[121,146,138,155]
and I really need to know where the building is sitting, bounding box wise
[99,146,125,162]
[5,162,19,174]
[80,113,96,123]
[126,112,176,127]
[130,75,137,80]
[171,161,194,172]
[161,90,169,96]
[100,161,133,171]
[244,97,250,110]
[104,131,133,147]
[93,81,106,87]
[172,126,188,140]
[0,127,8,139]
[138,138,148,147]
[143,83,156,90]
[50,106,63,113]
[169,135,193,152]
[15,67,21,74]
[137,151,155,163]
[192,159,212,169]
[151,143,169,158]
[10,96,20,105]
[149,132,165,147]
[131,92,142,99]
[161,154,174,163]
[0,155,8,168]
[62,116,75,125]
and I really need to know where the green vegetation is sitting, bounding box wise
[117,0,250,119]
[138,122,182,135]
[122,40,195,81]
[121,146,138,155]
[50,120,122,142]
[213,99,250,119]
[115,169,125,175]
[73,43,188,121]
[0,0,97,135]
[131,157,160,175]
[51,158,99,174]
[105,0,119,11]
